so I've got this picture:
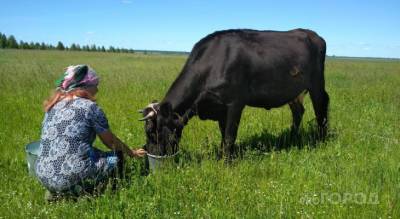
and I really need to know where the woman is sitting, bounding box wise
[35,65,146,199]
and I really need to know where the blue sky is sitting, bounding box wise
[1,0,399,58]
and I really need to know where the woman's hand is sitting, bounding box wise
[129,148,147,158]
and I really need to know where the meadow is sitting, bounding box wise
[0,49,399,218]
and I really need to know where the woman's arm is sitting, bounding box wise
[98,130,146,157]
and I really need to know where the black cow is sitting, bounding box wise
[140,28,329,159]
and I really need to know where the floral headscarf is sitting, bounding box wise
[55,65,99,92]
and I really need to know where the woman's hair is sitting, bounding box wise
[43,88,96,112]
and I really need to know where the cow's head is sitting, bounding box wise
[139,101,184,156]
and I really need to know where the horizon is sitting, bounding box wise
[1,0,399,58]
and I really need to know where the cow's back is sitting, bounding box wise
[188,29,324,108]
[163,29,326,114]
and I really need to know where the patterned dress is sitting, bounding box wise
[35,97,118,193]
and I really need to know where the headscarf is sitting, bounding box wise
[55,65,99,92]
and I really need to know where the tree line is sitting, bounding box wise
[0,32,135,53]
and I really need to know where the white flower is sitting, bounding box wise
[46,127,58,141]
[36,159,55,178]
[73,160,86,174]
[48,138,69,158]
[60,161,73,175]
[52,113,63,122]
[64,123,82,137]
[62,109,75,120]
[47,176,69,190]
[61,154,86,175]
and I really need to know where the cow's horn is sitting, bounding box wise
[139,111,155,121]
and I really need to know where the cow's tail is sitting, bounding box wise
[308,32,330,138]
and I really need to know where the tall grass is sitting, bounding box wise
[0,49,399,218]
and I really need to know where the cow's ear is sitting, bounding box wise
[160,102,172,117]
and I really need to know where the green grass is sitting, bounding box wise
[0,49,399,218]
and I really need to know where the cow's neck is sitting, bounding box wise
[162,68,202,116]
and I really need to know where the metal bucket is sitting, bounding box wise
[147,151,179,172]
[25,141,41,177]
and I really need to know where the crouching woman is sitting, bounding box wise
[35,65,146,199]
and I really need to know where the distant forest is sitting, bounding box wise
[0,32,189,55]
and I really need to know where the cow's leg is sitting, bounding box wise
[222,104,244,160]
[309,88,329,138]
[288,93,306,133]
[217,118,226,159]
